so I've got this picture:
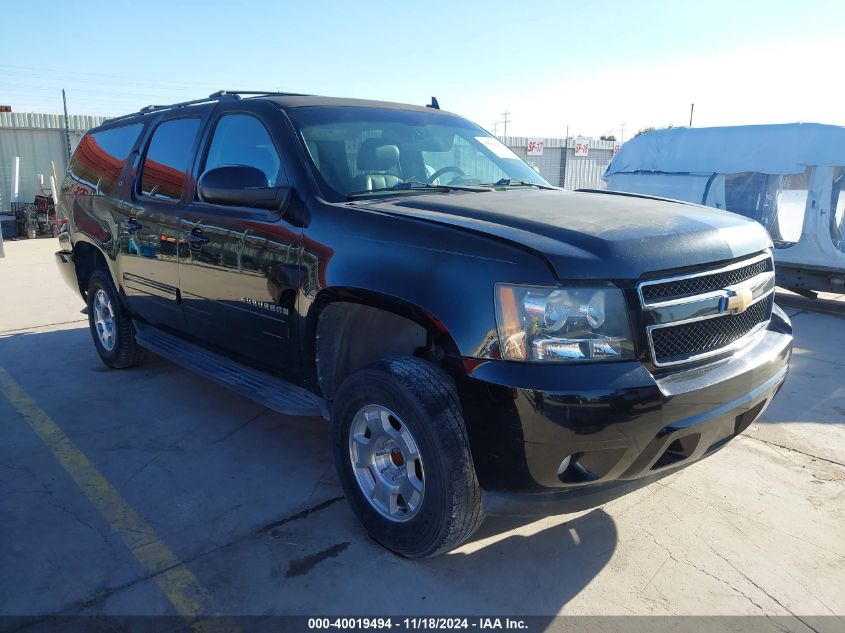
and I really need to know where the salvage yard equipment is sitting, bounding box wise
[12,192,57,239]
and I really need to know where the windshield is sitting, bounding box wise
[286,106,550,201]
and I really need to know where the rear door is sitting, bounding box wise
[116,115,205,331]
[178,102,302,379]
[60,122,144,266]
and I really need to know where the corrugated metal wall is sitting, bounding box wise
[1,114,618,214]
[0,113,105,210]
[501,136,616,190]
[0,112,104,131]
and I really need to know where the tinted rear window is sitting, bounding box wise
[140,118,201,201]
[62,124,143,196]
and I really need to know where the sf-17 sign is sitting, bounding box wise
[526,139,544,155]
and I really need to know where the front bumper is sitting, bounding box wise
[459,306,793,515]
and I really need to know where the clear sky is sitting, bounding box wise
[1,0,843,139]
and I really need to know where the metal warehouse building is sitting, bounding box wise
[501,136,616,190]
[0,112,105,211]
[1,113,613,214]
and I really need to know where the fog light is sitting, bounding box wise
[532,336,623,360]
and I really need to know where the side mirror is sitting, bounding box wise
[197,165,290,211]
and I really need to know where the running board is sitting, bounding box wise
[134,323,328,419]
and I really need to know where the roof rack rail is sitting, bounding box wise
[104,90,310,124]
[216,90,312,97]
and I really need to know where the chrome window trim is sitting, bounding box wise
[637,251,772,307]
[646,289,775,367]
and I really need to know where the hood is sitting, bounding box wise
[364,189,771,280]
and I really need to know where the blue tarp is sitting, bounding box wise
[605,122,845,177]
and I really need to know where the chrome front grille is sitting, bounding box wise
[639,253,775,367]
[651,294,774,361]
[641,257,773,303]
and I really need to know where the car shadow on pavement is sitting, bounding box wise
[2,322,834,622]
[441,509,618,614]
[1,325,622,620]
[258,501,621,619]
[336,509,622,619]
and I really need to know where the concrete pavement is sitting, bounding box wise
[1,238,843,626]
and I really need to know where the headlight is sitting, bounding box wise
[494,284,635,362]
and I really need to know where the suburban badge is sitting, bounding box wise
[241,297,289,316]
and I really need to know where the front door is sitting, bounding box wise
[178,106,302,379]
[116,115,205,331]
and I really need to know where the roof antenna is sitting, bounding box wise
[427,96,440,110]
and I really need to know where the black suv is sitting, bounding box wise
[55,91,793,557]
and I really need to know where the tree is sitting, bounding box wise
[600,134,616,141]
[634,125,674,138]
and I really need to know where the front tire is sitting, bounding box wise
[331,357,483,558]
[86,269,145,369]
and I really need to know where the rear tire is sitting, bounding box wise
[86,269,145,369]
[331,356,484,558]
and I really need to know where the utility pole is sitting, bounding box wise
[61,89,71,162]
[619,122,626,143]
[491,121,499,136]
[689,103,695,127]
[501,111,511,138]
[560,124,569,189]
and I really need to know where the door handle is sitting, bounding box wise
[184,228,210,245]
[123,218,143,233]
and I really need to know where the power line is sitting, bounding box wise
[0,71,207,93]
[0,83,219,116]
[0,62,216,89]
[0,83,201,100]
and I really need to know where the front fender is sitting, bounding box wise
[299,201,556,359]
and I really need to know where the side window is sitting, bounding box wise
[725,172,780,235]
[202,114,283,187]
[63,124,143,196]
[776,167,811,244]
[724,168,811,244]
[140,118,201,201]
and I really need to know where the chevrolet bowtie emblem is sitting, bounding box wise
[722,287,754,314]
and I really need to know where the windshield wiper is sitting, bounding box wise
[348,180,492,198]
[487,178,557,190]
